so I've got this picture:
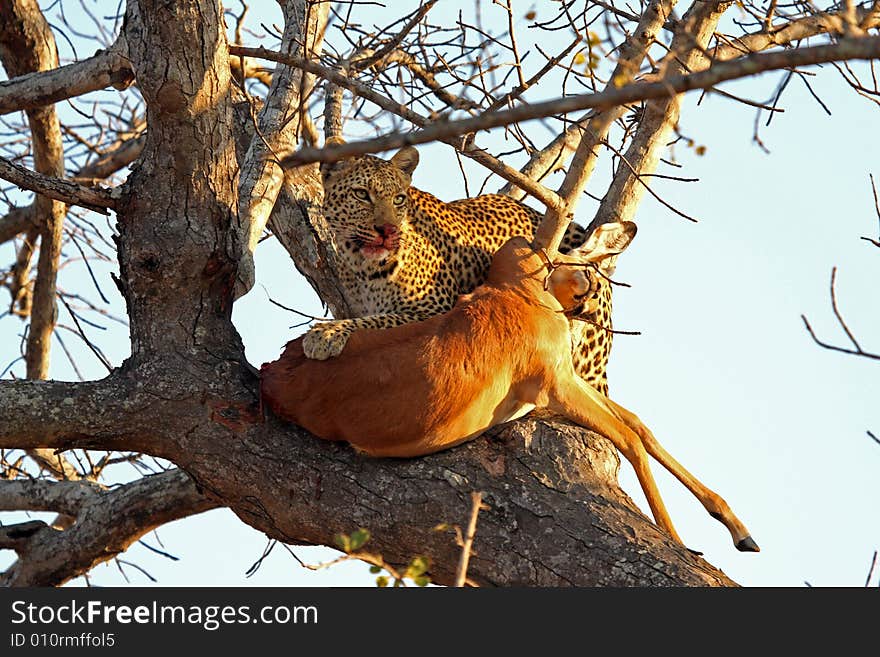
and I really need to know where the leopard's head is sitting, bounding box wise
[321,142,419,272]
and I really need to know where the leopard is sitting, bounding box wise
[302,144,624,396]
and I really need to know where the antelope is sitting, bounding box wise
[260,221,758,552]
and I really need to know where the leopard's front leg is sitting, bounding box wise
[302,312,427,360]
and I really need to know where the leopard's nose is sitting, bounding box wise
[374,223,398,236]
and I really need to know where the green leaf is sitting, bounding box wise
[376,576,389,588]
[349,528,371,551]
[333,533,351,553]
[407,555,430,577]
[413,575,430,587]
[369,565,382,574]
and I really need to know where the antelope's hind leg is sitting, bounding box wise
[603,397,759,553]
[549,374,685,547]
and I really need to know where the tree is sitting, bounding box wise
[0,0,877,587]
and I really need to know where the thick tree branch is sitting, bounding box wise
[0,0,68,382]
[1,469,217,586]
[503,0,678,201]
[282,36,880,169]
[589,0,733,232]
[165,410,739,587]
[0,42,132,116]
[0,377,159,454]
[534,0,681,254]
[709,6,880,63]
[0,479,103,514]
[0,0,86,495]
[0,205,32,244]
[0,521,47,552]
[0,155,115,213]
[235,0,328,298]
[119,0,239,360]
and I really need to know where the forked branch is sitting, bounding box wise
[801,267,880,361]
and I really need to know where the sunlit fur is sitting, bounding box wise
[310,146,617,395]
[261,229,758,552]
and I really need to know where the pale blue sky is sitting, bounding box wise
[1,1,877,587]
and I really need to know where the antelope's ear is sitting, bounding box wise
[389,146,419,178]
[321,136,349,180]
[578,221,637,275]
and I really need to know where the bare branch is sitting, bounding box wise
[282,37,880,168]
[866,550,878,586]
[0,520,48,553]
[589,0,732,231]
[0,205,33,244]
[709,6,880,64]
[0,478,103,514]
[0,155,115,214]
[0,0,75,431]
[235,0,329,298]
[802,314,880,359]
[74,132,145,183]
[0,377,154,453]
[229,45,561,206]
[863,173,880,247]
[534,0,684,254]
[2,469,217,586]
[503,0,678,200]
[0,43,132,116]
[454,491,486,587]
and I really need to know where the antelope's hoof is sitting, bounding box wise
[735,536,760,552]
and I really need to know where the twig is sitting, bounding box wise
[58,294,114,372]
[800,314,880,361]
[454,491,487,587]
[137,539,180,561]
[602,139,700,223]
[261,285,330,321]
[571,315,642,335]
[245,538,277,577]
[866,550,878,586]
[827,267,861,351]
[862,173,880,248]
[801,266,880,360]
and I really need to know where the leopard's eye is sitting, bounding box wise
[352,188,370,201]
[393,194,407,206]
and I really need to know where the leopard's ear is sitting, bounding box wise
[389,146,419,178]
[321,136,349,180]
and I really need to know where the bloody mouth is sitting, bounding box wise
[359,224,400,258]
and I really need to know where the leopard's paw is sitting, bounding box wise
[302,322,351,360]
